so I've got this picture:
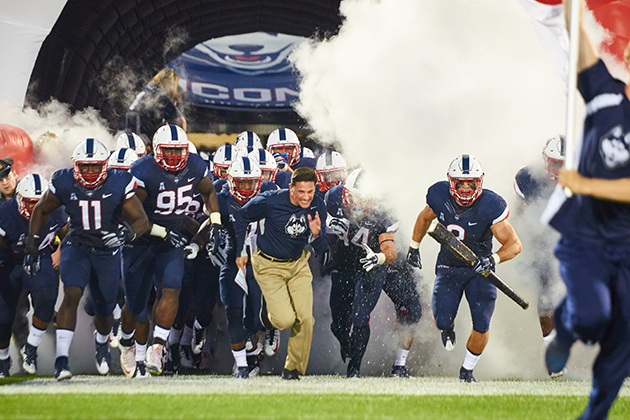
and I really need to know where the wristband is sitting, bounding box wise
[491,253,501,265]
[210,212,221,225]
[377,252,386,265]
[189,243,200,253]
[150,224,167,239]
[409,240,420,249]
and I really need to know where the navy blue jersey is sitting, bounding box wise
[514,166,556,204]
[214,178,228,195]
[235,188,327,260]
[49,168,136,248]
[548,60,630,245]
[0,199,67,262]
[325,184,399,270]
[427,181,508,267]
[131,153,209,232]
[274,171,292,189]
[291,156,317,171]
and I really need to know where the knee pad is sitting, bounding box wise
[397,302,422,326]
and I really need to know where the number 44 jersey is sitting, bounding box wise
[130,154,208,232]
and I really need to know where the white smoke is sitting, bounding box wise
[291,0,600,379]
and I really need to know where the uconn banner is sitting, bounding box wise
[169,32,306,111]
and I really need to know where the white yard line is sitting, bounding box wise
[2,375,629,397]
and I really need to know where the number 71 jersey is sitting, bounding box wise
[130,154,208,232]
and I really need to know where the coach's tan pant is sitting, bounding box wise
[251,249,314,374]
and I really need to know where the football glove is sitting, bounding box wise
[473,256,494,275]
[101,223,135,248]
[207,225,228,267]
[166,229,188,248]
[359,243,384,272]
[184,243,200,260]
[406,247,422,269]
[272,152,287,170]
[23,234,41,277]
[327,217,350,238]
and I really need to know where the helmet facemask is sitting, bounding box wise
[317,168,347,192]
[448,175,484,205]
[73,161,108,188]
[155,145,188,171]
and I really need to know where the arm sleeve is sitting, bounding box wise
[235,194,268,255]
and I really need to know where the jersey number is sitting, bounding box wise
[78,200,102,230]
[350,227,370,247]
[155,185,193,215]
[446,224,465,241]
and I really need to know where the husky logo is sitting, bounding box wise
[600,125,630,169]
[285,214,307,238]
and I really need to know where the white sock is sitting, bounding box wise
[27,325,47,347]
[462,348,481,371]
[182,325,193,346]
[0,347,9,360]
[135,342,147,362]
[394,348,410,366]
[193,319,203,329]
[112,304,122,319]
[56,329,75,358]
[95,331,109,344]
[169,327,183,345]
[153,325,170,343]
[232,348,247,367]
[121,329,135,341]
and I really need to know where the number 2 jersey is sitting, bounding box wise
[130,153,208,233]
[427,181,508,267]
[49,168,136,248]
[325,184,399,271]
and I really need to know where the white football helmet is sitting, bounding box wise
[266,128,301,167]
[227,156,262,204]
[302,147,315,159]
[316,151,347,193]
[342,168,371,215]
[447,154,484,205]
[213,143,236,179]
[152,125,189,171]
[72,138,109,188]
[115,132,146,157]
[248,148,278,182]
[188,141,198,154]
[234,131,263,150]
[235,146,257,160]
[543,135,566,182]
[108,148,139,170]
[16,173,48,219]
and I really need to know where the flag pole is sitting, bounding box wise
[563,0,581,197]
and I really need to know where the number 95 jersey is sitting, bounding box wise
[427,181,508,267]
[130,153,209,232]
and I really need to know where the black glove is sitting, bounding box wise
[23,234,41,277]
[207,225,228,266]
[406,247,421,268]
[473,256,493,275]
[101,223,135,248]
[272,152,287,170]
[166,229,188,248]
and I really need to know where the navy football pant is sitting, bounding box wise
[555,237,630,420]
[383,263,422,328]
[192,256,220,327]
[432,266,496,334]
[220,262,262,345]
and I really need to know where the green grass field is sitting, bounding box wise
[1,375,629,419]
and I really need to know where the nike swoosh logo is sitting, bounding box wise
[468,222,477,226]
[188,177,195,182]
[102,193,112,198]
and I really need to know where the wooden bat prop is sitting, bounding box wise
[427,219,529,310]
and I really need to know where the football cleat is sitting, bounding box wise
[145,343,165,375]
[0,357,11,378]
[54,356,72,381]
[264,329,280,357]
[235,366,249,379]
[282,368,300,380]
[441,327,456,351]
[95,338,111,375]
[132,361,151,378]
[346,365,361,379]
[545,330,571,377]
[390,365,412,378]
[108,318,122,348]
[191,326,206,355]
[163,342,180,375]
[119,343,136,378]
[179,344,195,369]
[20,343,38,375]
[459,366,477,383]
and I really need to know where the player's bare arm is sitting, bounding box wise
[411,205,437,244]
[378,232,397,264]
[29,190,62,236]
[489,219,522,264]
[195,176,220,215]
[121,194,150,238]
[559,169,630,203]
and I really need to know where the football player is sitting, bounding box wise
[0,174,68,377]
[324,168,400,378]
[25,138,150,380]
[316,150,347,197]
[118,125,221,376]
[234,131,263,151]
[407,154,521,382]
[213,143,237,193]
[115,132,147,158]
[266,128,316,188]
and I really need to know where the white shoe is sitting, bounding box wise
[95,340,111,375]
[265,329,280,357]
[108,319,122,349]
[120,343,136,378]
[191,327,206,355]
[145,343,165,375]
[132,361,151,378]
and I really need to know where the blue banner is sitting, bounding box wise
[169,32,306,111]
